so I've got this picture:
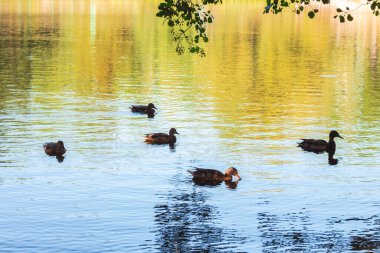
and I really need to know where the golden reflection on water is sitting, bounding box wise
[0,0,379,142]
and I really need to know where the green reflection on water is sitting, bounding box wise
[0,0,379,142]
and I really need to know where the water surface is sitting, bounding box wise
[0,1,380,252]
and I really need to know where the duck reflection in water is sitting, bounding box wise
[257,211,380,251]
[257,211,345,252]
[152,188,246,252]
[188,167,241,189]
[328,154,338,165]
[191,177,240,189]
[56,155,65,163]
[169,142,176,151]
[351,235,380,251]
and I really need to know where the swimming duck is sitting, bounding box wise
[187,167,241,185]
[130,103,157,116]
[145,128,179,144]
[298,130,343,155]
[43,141,66,156]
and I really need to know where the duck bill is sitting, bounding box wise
[176,131,180,135]
[338,135,344,139]
[235,174,242,180]
[153,106,157,109]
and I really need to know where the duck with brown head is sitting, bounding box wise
[298,130,343,156]
[43,140,66,157]
[187,167,241,186]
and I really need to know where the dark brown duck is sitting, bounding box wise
[43,141,66,156]
[145,128,179,145]
[187,167,241,185]
[130,103,157,116]
[298,130,343,155]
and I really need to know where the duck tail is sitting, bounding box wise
[187,170,194,176]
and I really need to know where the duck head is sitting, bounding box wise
[169,128,179,135]
[148,103,157,109]
[57,141,65,147]
[329,130,343,140]
[225,167,241,180]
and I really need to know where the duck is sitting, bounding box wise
[145,128,179,145]
[130,103,157,116]
[187,167,241,185]
[298,130,343,155]
[43,140,66,156]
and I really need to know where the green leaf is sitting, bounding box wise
[208,17,213,23]
[339,15,345,22]
[158,3,166,9]
[168,20,175,27]
[281,1,288,7]
[308,11,315,18]
[190,47,196,53]
[314,9,319,13]
[347,14,353,21]
[203,36,209,42]
[336,8,343,12]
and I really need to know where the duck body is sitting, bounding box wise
[145,128,179,145]
[130,103,156,116]
[298,139,330,154]
[187,167,241,186]
[298,130,343,155]
[43,141,66,156]
[188,168,226,181]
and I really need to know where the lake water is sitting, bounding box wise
[0,1,380,252]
